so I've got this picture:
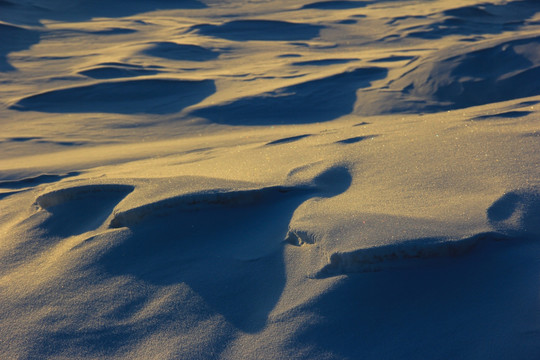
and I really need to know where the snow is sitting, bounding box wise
[1,0,539,359]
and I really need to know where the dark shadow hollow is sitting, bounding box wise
[191,67,387,125]
[0,23,40,71]
[191,20,323,41]
[100,168,352,333]
[10,79,216,115]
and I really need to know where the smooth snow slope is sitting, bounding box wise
[1,0,539,359]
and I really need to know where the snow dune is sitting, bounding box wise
[1,0,539,359]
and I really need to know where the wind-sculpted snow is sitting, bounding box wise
[316,232,510,277]
[79,65,160,79]
[369,55,416,63]
[265,134,312,145]
[396,1,540,40]
[1,0,540,358]
[92,167,352,333]
[109,185,314,229]
[472,110,533,121]
[110,166,352,228]
[291,58,358,66]
[36,184,134,209]
[487,187,540,237]
[192,67,387,124]
[368,34,540,114]
[335,135,376,144]
[0,22,39,71]
[34,184,134,237]
[317,187,540,277]
[301,1,367,10]
[191,20,324,41]
[11,79,216,114]
[140,42,220,62]
[0,0,206,24]
[0,172,79,189]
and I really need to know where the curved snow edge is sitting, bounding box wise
[35,184,135,209]
[109,185,314,228]
[316,232,512,277]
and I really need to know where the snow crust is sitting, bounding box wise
[1,0,539,359]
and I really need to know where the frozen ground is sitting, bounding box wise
[1,0,539,359]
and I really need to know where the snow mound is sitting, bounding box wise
[370,34,540,113]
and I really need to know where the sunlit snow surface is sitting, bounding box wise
[1,0,540,359]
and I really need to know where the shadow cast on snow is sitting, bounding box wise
[10,79,216,115]
[0,23,40,72]
[191,19,323,42]
[140,42,221,62]
[0,0,206,25]
[293,237,540,359]
[290,186,540,358]
[0,0,206,70]
[98,167,352,333]
[192,67,387,125]
[399,1,540,40]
